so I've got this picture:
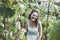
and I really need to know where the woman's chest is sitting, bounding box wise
[27,27,38,35]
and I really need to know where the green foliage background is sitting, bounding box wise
[0,0,60,40]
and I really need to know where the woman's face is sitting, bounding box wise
[31,12,38,21]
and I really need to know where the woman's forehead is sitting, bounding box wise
[32,12,38,16]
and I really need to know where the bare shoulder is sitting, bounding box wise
[38,20,42,28]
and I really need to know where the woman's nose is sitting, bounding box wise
[33,16,36,18]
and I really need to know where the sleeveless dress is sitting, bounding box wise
[27,20,39,40]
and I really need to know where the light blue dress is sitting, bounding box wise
[27,20,39,40]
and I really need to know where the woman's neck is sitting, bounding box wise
[30,20,35,24]
[29,20,36,27]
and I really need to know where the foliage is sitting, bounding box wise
[49,19,60,40]
[0,0,60,40]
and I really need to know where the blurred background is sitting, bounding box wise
[0,0,60,40]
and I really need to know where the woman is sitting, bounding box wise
[22,9,42,40]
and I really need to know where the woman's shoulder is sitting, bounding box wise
[38,21,42,28]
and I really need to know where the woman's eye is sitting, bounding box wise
[33,15,35,16]
[32,15,38,18]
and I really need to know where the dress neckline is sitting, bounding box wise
[28,19,38,29]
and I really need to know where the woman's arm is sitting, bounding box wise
[25,20,28,32]
[37,21,42,40]
[22,20,28,33]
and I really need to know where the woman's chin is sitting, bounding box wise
[31,19,36,22]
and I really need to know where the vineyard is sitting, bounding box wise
[0,0,60,40]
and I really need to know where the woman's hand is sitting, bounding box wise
[37,36,41,40]
[22,28,27,33]
[38,38,41,40]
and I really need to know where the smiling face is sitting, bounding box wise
[30,12,38,22]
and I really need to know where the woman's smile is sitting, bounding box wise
[31,12,38,21]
